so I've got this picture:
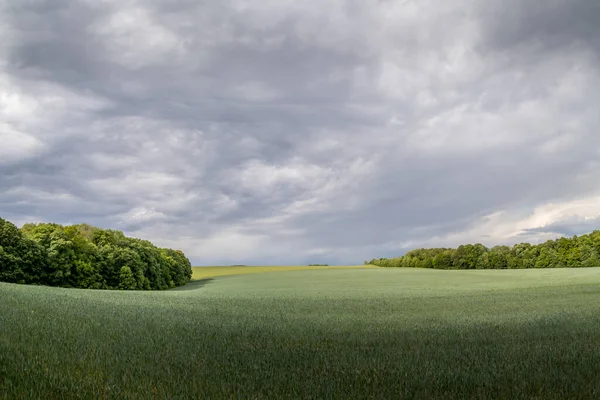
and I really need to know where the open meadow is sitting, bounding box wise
[2,266,600,399]
[191,264,379,280]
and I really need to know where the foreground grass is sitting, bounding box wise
[191,265,378,280]
[2,268,600,399]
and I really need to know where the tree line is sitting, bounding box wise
[366,230,600,269]
[0,217,192,290]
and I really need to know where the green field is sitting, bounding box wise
[2,267,600,399]
[191,265,378,280]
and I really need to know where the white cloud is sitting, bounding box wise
[117,206,167,224]
[402,194,600,250]
[0,124,44,165]
[235,160,329,194]
[149,225,270,263]
[87,172,185,198]
[405,45,600,157]
[5,186,78,203]
[91,4,185,69]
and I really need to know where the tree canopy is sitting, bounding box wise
[366,231,600,270]
[0,217,192,290]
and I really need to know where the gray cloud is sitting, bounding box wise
[521,216,600,238]
[480,0,600,54]
[2,0,600,265]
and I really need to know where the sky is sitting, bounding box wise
[1,0,600,265]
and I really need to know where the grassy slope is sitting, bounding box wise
[1,267,600,399]
[191,265,378,280]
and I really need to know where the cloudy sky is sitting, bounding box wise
[1,0,600,265]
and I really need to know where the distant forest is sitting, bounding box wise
[367,231,600,269]
[0,217,192,290]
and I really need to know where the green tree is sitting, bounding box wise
[475,252,490,269]
[433,251,453,269]
[367,230,600,271]
[0,218,46,284]
[3,216,192,290]
[580,244,600,268]
[119,266,137,290]
[489,246,509,269]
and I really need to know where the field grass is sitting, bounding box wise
[1,267,600,399]
[191,264,378,280]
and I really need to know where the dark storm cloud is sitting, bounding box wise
[2,0,600,264]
